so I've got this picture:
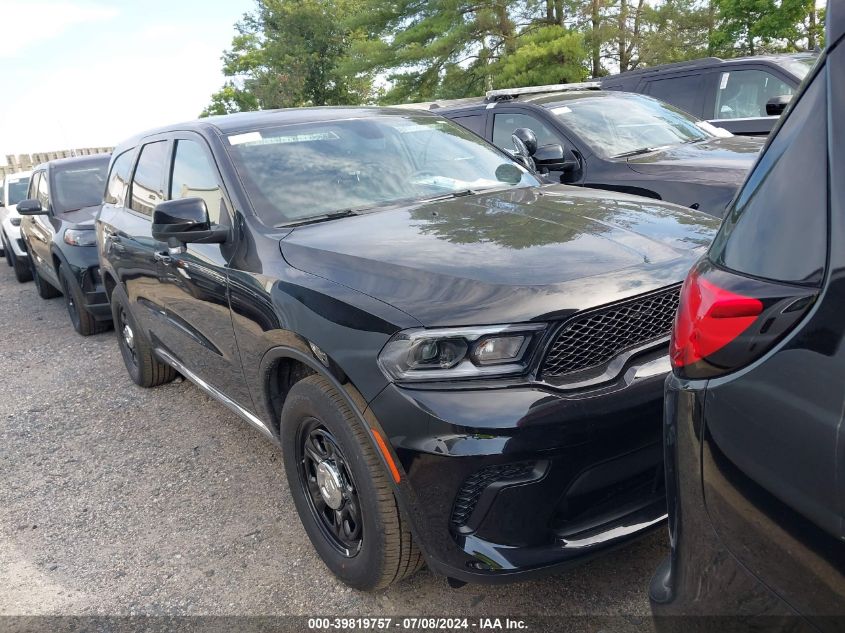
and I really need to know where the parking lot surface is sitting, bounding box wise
[0,263,666,620]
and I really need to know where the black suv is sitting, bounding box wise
[436,88,763,218]
[97,109,718,589]
[18,155,112,335]
[601,53,818,136]
[651,5,844,631]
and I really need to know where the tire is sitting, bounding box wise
[281,374,423,590]
[30,255,60,299]
[110,284,176,387]
[59,264,110,336]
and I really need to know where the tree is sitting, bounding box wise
[493,26,589,87]
[711,0,812,55]
[344,0,593,102]
[202,0,370,116]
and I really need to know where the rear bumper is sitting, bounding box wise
[650,375,802,624]
[368,353,670,583]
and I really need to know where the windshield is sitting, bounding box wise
[777,55,818,80]
[53,158,109,212]
[6,178,30,206]
[548,93,711,158]
[225,114,540,225]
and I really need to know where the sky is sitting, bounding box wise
[0,0,255,163]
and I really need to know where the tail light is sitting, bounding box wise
[670,259,818,379]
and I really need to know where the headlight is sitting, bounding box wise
[378,324,546,382]
[64,229,97,247]
[10,217,21,227]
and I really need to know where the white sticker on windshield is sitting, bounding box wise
[229,131,340,146]
[719,72,730,90]
[228,132,263,145]
[551,106,572,115]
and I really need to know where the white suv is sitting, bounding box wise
[0,170,33,282]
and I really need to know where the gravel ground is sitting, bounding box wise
[0,261,667,624]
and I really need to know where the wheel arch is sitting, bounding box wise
[258,345,405,485]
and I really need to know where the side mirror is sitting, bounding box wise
[17,199,47,215]
[534,143,579,173]
[152,198,226,246]
[510,128,538,171]
[511,128,538,157]
[766,95,792,116]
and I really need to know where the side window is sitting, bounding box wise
[169,139,224,224]
[26,173,38,199]
[714,69,795,119]
[130,141,167,216]
[711,64,827,286]
[645,75,704,116]
[450,114,486,137]
[36,171,49,210]
[105,150,134,206]
[492,112,561,151]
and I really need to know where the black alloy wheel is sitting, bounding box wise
[298,419,364,557]
[281,374,423,590]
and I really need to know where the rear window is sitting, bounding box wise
[6,177,30,206]
[710,64,827,286]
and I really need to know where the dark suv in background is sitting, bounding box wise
[96,109,718,589]
[601,53,817,136]
[435,87,763,218]
[651,4,843,630]
[18,155,112,335]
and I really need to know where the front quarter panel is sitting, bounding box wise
[226,221,422,425]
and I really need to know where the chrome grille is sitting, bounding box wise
[541,286,680,379]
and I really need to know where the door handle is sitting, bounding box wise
[153,251,172,264]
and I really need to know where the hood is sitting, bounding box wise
[627,136,764,182]
[60,204,102,229]
[280,186,719,326]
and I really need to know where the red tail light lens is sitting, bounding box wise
[671,269,762,369]
[670,260,817,379]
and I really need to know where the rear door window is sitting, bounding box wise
[710,65,827,286]
[449,114,486,137]
[130,141,168,216]
[644,74,705,117]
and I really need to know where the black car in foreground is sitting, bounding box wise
[18,154,112,335]
[434,88,763,218]
[97,109,718,589]
[651,5,844,631]
[601,52,818,136]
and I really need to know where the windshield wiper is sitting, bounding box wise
[281,208,360,228]
[612,146,663,158]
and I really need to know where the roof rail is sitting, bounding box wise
[485,82,601,101]
[612,57,724,76]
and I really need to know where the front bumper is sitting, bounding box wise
[2,218,27,258]
[64,251,110,320]
[367,353,670,583]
